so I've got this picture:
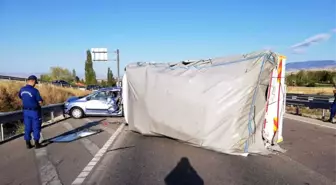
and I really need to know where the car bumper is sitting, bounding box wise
[64,105,71,114]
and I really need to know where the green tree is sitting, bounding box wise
[322,71,333,83]
[85,50,97,85]
[72,69,77,80]
[286,70,335,87]
[40,74,52,82]
[332,75,336,86]
[295,70,309,86]
[100,80,107,87]
[107,67,116,86]
[286,73,297,86]
[75,76,80,83]
[50,67,73,82]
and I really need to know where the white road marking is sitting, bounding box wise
[39,132,44,143]
[35,147,63,185]
[284,114,336,130]
[62,122,100,156]
[71,123,125,185]
[84,128,129,184]
[84,118,116,134]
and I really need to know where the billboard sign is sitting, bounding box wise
[91,48,108,61]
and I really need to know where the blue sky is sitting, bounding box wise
[0,0,335,79]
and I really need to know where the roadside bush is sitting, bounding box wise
[0,81,90,112]
[306,82,316,87]
[286,70,336,87]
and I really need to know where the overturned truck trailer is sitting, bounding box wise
[122,50,287,156]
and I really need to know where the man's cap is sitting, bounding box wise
[27,75,39,84]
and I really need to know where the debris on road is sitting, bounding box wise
[50,128,101,142]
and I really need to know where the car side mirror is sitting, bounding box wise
[86,97,91,101]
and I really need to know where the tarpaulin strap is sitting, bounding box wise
[244,52,273,153]
[167,52,266,70]
[275,81,286,135]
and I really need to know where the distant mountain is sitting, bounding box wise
[0,72,106,81]
[286,60,336,72]
[0,72,47,78]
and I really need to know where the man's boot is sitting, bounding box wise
[26,140,33,149]
[35,140,42,149]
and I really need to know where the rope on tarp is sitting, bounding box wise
[244,52,274,153]
[167,52,266,70]
[134,62,169,68]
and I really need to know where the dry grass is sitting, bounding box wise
[287,86,335,95]
[286,106,332,122]
[0,81,90,112]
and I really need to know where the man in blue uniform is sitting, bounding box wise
[19,75,43,149]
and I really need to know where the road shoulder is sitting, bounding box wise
[284,113,336,130]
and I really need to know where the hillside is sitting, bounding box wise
[286,60,336,72]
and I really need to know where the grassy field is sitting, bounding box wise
[287,86,335,95]
[286,106,330,120]
[0,81,90,112]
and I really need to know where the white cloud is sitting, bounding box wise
[290,33,332,54]
[291,33,331,49]
[289,28,336,54]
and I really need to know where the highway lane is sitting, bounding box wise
[0,117,123,185]
[281,118,336,182]
[0,115,334,185]
[85,117,336,185]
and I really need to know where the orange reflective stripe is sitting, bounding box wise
[273,117,278,132]
[277,58,283,83]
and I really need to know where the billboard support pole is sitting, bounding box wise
[91,48,121,86]
[115,49,120,86]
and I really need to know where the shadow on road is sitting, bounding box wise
[42,119,105,144]
[164,157,204,185]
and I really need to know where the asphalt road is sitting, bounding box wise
[0,116,124,185]
[85,117,336,185]
[0,115,335,185]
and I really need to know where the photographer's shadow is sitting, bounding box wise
[164,157,204,185]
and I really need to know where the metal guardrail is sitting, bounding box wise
[0,103,65,142]
[0,75,27,81]
[0,93,334,142]
[0,75,82,89]
[286,93,334,109]
[286,93,334,119]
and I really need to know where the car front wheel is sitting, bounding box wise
[70,107,84,119]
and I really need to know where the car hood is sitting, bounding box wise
[66,96,81,102]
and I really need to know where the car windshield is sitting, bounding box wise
[85,91,101,98]
[83,88,121,99]
[86,90,113,100]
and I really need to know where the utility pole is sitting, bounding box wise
[115,49,120,84]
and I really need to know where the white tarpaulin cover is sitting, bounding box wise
[123,50,285,156]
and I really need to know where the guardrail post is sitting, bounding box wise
[295,106,300,115]
[0,123,4,141]
[51,111,54,122]
[322,109,325,120]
